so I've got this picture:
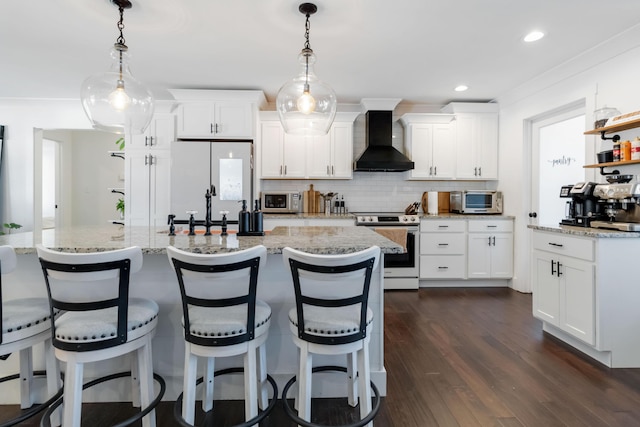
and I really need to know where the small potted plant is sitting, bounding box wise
[116,198,125,220]
[0,222,22,235]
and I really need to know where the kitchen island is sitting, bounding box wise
[0,225,401,403]
[529,224,640,368]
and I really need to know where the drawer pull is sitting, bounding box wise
[548,242,564,247]
[438,225,449,229]
[438,266,449,270]
[438,243,449,246]
[487,225,497,228]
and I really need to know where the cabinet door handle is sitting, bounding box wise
[280,165,283,175]
[557,262,563,277]
[478,166,482,176]
[474,167,477,176]
[438,266,449,270]
[332,166,334,175]
[144,136,149,146]
[284,165,287,175]
[429,166,433,176]
[438,243,449,246]
[215,123,219,134]
[149,154,154,166]
[434,166,437,176]
[144,154,148,166]
[551,260,556,275]
[210,123,214,134]
[492,236,496,246]
[149,136,154,146]
[488,236,492,246]
[548,242,564,248]
[327,165,330,175]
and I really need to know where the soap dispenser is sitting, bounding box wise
[238,200,250,235]
[251,199,264,234]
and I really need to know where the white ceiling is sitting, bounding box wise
[2,0,640,107]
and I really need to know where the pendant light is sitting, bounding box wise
[80,0,154,135]
[276,3,337,136]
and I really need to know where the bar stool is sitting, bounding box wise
[282,246,382,427]
[166,245,277,426]
[36,244,165,427]
[0,246,61,427]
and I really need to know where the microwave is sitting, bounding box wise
[261,191,302,213]
[450,191,503,214]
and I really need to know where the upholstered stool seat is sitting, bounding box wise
[37,244,164,427]
[282,246,382,427]
[0,246,61,427]
[167,245,277,427]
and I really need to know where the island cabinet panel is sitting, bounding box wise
[530,227,640,367]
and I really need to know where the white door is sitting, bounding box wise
[530,106,586,225]
[42,138,59,229]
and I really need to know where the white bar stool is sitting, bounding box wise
[36,244,164,427]
[282,246,382,427]
[0,245,61,427]
[166,245,277,427]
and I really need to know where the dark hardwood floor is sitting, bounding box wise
[4,287,640,426]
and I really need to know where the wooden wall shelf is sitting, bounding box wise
[584,159,640,168]
[584,118,640,136]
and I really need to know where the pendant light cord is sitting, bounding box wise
[115,5,127,83]
[302,11,311,90]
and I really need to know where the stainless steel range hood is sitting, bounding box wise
[354,99,414,172]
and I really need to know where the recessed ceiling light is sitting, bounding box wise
[524,31,545,42]
[454,85,468,92]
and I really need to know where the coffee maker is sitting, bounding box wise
[590,182,640,231]
[559,182,604,227]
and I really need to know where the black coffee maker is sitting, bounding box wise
[559,182,604,227]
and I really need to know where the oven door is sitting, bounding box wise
[371,226,419,290]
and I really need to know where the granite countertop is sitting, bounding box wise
[0,225,403,255]
[263,213,355,220]
[528,224,640,238]
[420,213,515,220]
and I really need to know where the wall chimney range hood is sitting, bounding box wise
[354,98,414,172]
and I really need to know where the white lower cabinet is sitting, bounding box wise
[532,231,596,346]
[419,220,466,279]
[467,220,513,279]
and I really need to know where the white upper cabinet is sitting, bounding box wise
[169,89,266,140]
[441,102,499,180]
[129,113,175,150]
[259,112,358,179]
[400,114,456,180]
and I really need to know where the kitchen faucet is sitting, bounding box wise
[170,185,239,235]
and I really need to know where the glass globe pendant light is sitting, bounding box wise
[80,0,154,135]
[276,3,337,136]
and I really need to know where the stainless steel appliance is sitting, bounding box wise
[450,190,503,214]
[558,182,605,227]
[590,182,640,231]
[355,213,419,290]
[261,191,302,213]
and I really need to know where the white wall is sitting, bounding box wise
[0,99,91,230]
[497,25,640,292]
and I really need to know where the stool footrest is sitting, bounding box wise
[0,371,63,427]
[281,365,381,427]
[39,371,166,427]
[173,367,278,427]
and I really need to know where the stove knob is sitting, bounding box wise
[410,216,416,222]
[402,217,408,222]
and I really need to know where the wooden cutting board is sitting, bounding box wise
[304,184,319,213]
[421,191,451,214]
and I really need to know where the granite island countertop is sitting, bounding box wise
[0,225,403,255]
[528,223,640,238]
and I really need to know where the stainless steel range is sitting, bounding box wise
[355,213,419,290]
